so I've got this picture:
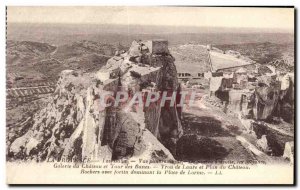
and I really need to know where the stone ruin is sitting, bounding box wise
[207,64,294,162]
[7,40,183,162]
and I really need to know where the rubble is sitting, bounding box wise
[203,45,294,160]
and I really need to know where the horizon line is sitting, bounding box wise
[7,22,294,33]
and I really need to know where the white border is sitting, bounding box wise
[0,0,298,189]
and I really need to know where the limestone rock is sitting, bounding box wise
[8,39,181,163]
[283,141,294,164]
[256,135,271,153]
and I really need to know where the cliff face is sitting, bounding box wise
[8,40,182,162]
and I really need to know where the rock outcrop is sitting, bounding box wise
[8,40,182,162]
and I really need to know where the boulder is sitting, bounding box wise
[282,141,294,164]
[256,135,271,153]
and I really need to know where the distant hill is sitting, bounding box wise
[215,42,294,64]
[7,23,294,46]
[6,40,56,66]
[6,40,116,87]
[52,40,115,60]
[51,40,115,75]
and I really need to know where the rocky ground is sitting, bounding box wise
[176,89,292,164]
[176,90,255,162]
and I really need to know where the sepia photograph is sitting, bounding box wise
[5,6,295,185]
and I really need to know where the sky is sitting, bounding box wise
[7,7,294,31]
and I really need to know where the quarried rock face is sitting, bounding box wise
[101,39,183,157]
[8,40,182,162]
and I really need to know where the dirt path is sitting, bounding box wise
[177,104,255,162]
[176,93,271,162]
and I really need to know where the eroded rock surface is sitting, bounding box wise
[8,40,182,162]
